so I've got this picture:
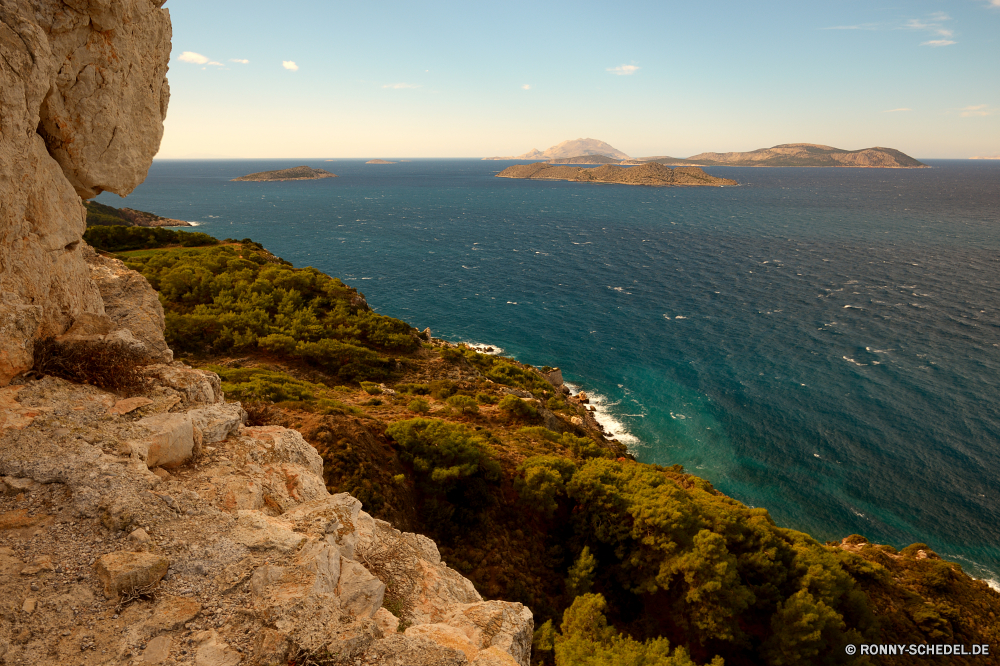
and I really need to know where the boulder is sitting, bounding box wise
[94,551,169,598]
[188,403,246,444]
[130,413,194,468]
[85,248,173,363]
[144,365,223,405]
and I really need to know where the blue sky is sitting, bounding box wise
[158,0,1000,158]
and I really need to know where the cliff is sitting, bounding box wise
[232,167,337,182]
[496,162,738,187]
[0,0,172,385]
[685,143,926,168]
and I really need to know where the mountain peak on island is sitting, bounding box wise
[484,138,631,161]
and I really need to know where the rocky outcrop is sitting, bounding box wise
[0,372,533,665]
[0,0,172,385]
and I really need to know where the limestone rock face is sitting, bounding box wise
[84,247,174,363]
[0,0,171,385]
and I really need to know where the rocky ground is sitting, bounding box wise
[0,366,532,666]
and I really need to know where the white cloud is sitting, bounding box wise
[230,58,249,64]
[904,13,957,45]
[178,51,209,65]
[961,104,990,117]
[522,84,531,90]
[607,64,640,76]
[282,61,299,71]
[991,0,1000,7]
[382,83,420,89]
[883,108,912,112]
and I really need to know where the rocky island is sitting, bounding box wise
[232,166,337,182]
[365,159,397,164]
[497,161,738,187]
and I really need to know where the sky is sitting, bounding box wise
[157,0,1000,159]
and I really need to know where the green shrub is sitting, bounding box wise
[385,418,501,531]
[408,398,430,414]
[498,395,538,419]
[396,383,431,395]
[360,381,383,395]
[429,380,457,400]
[476,393,497,404]
[565,546,597,599]
[446,394,479,414]
[554,594,713,666]
[514,456,577,517]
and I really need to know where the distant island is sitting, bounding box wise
[650,143,927,168]
[486,138,926,168]
[365,159,397,164]
[547,155,622,165]
[497,162,738,187]
[485,138,631,161]
[84,201,193,227]
[232,166,338,182]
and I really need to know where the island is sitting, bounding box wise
[486,138,927,168]
[496,161,738,187]
[643,143,927,168]
[365,159,397,164]
[484,137,631,161]
[231,166,338,182]
[84,201,193,227]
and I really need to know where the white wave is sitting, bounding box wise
[185,221,202,226]
[461,341,504,356]
[565,382,640,447]
[987,579,1000,592]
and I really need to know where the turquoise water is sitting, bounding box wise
[97,158,1000,584]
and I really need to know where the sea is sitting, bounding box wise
[95,158,1000,587]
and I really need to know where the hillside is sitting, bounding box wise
[66,226,1000,666]
[485,138,631,161]
[84,201,193,228]
[685,143,926,168]
[232,166,338,182]
[497,162,738,188]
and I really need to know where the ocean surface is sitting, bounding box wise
[96,158,1000,585]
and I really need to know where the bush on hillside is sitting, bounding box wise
[84,225,218,252]
[121,241,418,381]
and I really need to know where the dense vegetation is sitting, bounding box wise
[104,231,418,381]
[96,228,1000,666]
[84,224,218,251]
